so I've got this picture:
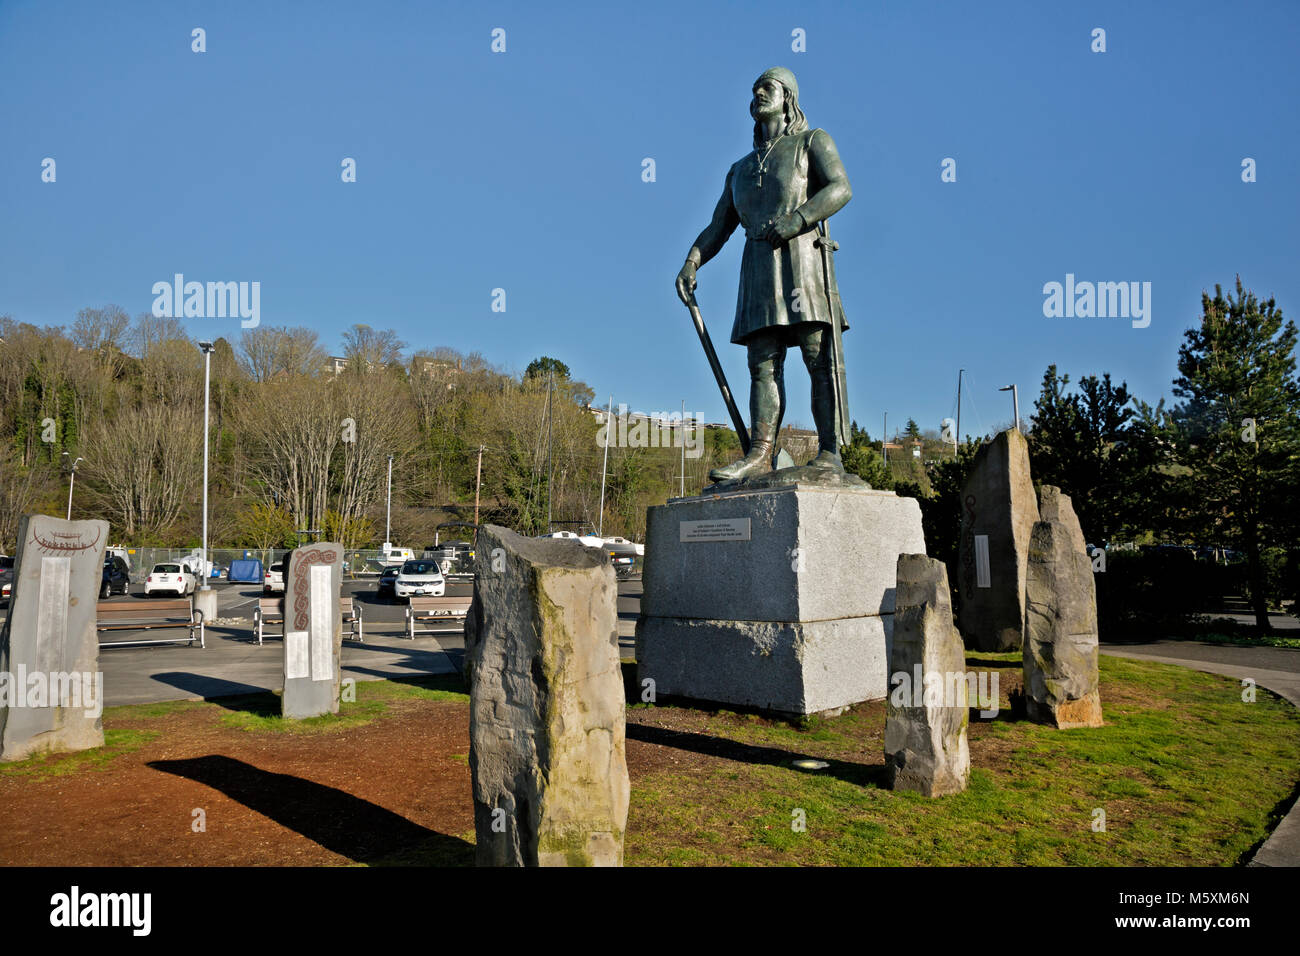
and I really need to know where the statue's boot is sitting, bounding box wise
[709,420,776,483]
[806,363,846,472]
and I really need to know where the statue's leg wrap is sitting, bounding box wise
[799,324,844,470]
[708,332,784,482]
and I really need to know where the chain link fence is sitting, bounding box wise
[118,544,638,582]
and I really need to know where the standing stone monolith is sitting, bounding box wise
[958,428,1039,651]
[0,515,108,761]
[884,554,970,796]
[1023,487,1103,728]
[466,525,629,867]
[281,543,343,720]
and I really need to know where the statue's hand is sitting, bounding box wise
[765,212,805,246]
[676,261,698,305]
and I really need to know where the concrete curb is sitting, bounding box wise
[1100,645,1300,867]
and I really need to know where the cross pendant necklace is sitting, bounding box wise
[754,134,783,187]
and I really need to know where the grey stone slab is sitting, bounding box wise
[466,526,628,867]
[642,484,924,623]
[636,613,890,714]
[281,543,343,720]
[958,428,1039,651]
[1024,513,1103,728]
[0,515,108,761]
[885,555,970,796]
[1038,484,1088,559]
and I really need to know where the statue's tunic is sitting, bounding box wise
[727,128,849,345]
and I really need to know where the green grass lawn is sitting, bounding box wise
[4,660,1294,866]
[0,675,470,780]
[0,728,161,780]
[1193,630,1300,650]
[624,654,1300,866]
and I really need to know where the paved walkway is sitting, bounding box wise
[1101,640,1300,867]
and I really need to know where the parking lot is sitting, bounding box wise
[0,576,642,707]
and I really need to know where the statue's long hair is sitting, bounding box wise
[751,82,808,148]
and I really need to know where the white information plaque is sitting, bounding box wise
[286,631,310,680]
[309,564,333,681]
[680,518,751,543]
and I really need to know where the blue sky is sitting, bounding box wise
[3,0,1297,439]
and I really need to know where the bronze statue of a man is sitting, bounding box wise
[676,67,853,483]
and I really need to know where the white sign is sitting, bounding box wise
[680,518,751,543]
[285,631,309,679]
[309,564,333,681]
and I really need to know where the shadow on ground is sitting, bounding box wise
[150,672,281,716]
[625,721,887,789]
[148,754,473,865]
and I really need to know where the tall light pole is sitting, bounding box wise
[473,445,486,528]
[62,452,83,520]
[384,454,394,549]
[199,342,215,580]
[999,384,1020,434]
[680,398,686,498]
[598,395,612,537]
[956,368,964,451]
[196,341,217,618]
[545,369,554,534]
[882,412,888,465]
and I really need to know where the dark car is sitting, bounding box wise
[376,565,400,600]
[605,540,640,578]
[0,554,13,605]
[101,555,131,599]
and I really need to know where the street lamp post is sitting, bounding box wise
[385,454,394,549]
[473,445,486,528]
[999,384,1020,434]
[196,341,217,620]
[61,453,83,520]
[597,395,612,537]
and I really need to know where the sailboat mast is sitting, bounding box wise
[598,394,612,537]
[956,368,964,451]
[545,370,554,534]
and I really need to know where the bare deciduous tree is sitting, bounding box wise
[80,404,203,541]
[238,325,327,382]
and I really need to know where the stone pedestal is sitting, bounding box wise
[636,483,925,716]
[0,515,108,761]
[281,543,343,720]
[193,587,218,624]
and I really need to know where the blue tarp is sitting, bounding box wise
[228,558,263,583]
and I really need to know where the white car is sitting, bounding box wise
[263,561,285,594]
[145,563,195,597]
[394,559,446,601]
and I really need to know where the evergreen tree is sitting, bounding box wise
[1028,365,1142,543]
[1168,278,1300,631]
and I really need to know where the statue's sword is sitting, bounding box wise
[685,293,751,454]
[814,219,852,449]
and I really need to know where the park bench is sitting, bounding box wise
[253,596,362,645]
[405,595,472,639]
[97,598,204,649]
